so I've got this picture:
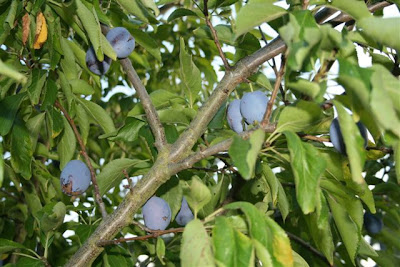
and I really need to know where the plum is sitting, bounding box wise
[60,160,91,196]
[85,46,111,75]
[329,118,368,155]
[106,27,135,59]
[142,196,171,230]
[227,99,246,133]
[364,212,383,234]
[240,90,268,124]
[175,197,194,226]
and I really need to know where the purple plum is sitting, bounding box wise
[60,160,91,196]
[142,196,171,230]
[240,90,268,124]
[106,27,135,59]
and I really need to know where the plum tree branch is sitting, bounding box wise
[101,25,167,151]
[54,101,107,219]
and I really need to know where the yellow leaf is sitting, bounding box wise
[33,12,47,49]
[22,13,30,46]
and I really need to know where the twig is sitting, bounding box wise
[302,0,310,10]
[101,25,167,151]
[203,0,230,70]
[55,101,108,219]
[286,231,332,266]
[97,227,186,246]
[300,134,330,143]
[123,169,134,192]
[366,146,393,154]
[119,59,167,151]
[261,55,286,127]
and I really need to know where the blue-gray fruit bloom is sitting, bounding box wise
[329,117,368,155]
[364,212,383,234]
[106,27,135,59]
[240,90,268,124]
[142,196,171,230]
[227,99,246,133]
[60,160,91,196]
[176,197,194,226]
[85,47,111,75]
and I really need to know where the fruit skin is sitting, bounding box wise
[329,118,368,155]
[227,99,246,133]
[364,212,383,234]
[175,197,194,226]
[60,160,91,196]
[142,196,171,230]
[85,47,111,75]
[106,27,135,59]
[240,90,268,124]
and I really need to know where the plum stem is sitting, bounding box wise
[55,101,108,219]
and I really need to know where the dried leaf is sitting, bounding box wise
[22,13,30,46]
[33,12,47,49]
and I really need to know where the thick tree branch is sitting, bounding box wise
[55,101,107,219]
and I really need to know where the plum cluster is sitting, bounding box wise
[227,90,268,133]
[86,27,135,75]
[60,160,91,196]
[141,196,194,230]
[329,117,368,155]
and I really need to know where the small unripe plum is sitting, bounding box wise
[175,197,194,226]
[60,160,91,196]
[106,27,135,59]
[227,99,246,133]
[142,196,171,230]
[329,118,368,155]
[364,212,383,234]
[85,47,111,75]
[240,90,268,124]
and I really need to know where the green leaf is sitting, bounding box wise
[38,202,66,233]
[57,117,76,170]
[213,216,255,267]
[0,143,3,188]
[0,93,26,136]
[130,28,161,62]
[328,0,371,21]
[225,202,293,267]
[26,113,45,153]
[180,219,215,267]
[69,79,95,95]
[229,129,265,180]
[11,118,33,180]
[97,158,149,195]
[334,101,366,184]
[235,0,286,37]
[0,60,28,84]
[305,192,334,265]
[0,238,27,254]
[395,141,400,184]
[261,163,278,205]
[277,181,289,221]
[276,100,323,133]
[156,237,166,265]
[104,118,145,142]
[182,176,212,217]
[42,78,58,110]
[327,193,361,265]
[60,37,79,80]
[158,177,183,220]
[168,8,198,22]
[116,0,149,23]
[77,98,116,134]
[292,251,310,267]
[284,131,326,214]
[357,17,400,51]
[48,107,64,139]
[287,79,320,99]
[370,66,400,137]
[179,38,202,107]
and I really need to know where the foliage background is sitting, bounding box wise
[0,0,399,266]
